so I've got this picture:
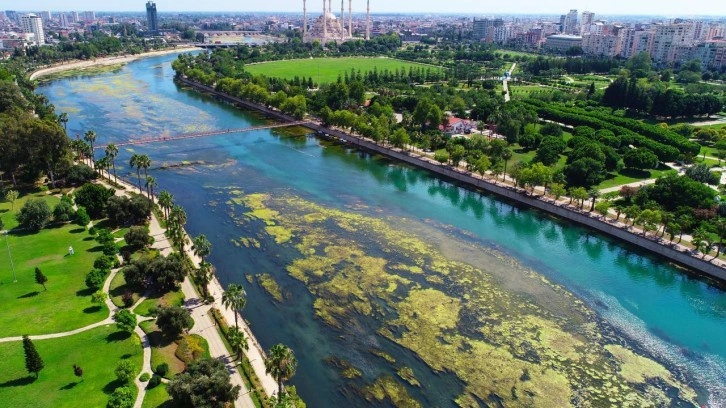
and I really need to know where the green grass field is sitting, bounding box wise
[244,57,443,84]
[0,325,142,408]
[0,191,109,337]
[142,383,173,408]
[135,290,185,317]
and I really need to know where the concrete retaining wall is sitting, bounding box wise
[176,76,726,284]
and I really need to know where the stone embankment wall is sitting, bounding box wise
[176,76,726,284]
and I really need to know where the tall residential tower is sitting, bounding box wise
[146,1,159,33]
[21,13,45,45]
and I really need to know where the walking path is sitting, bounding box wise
[502,63,517,103]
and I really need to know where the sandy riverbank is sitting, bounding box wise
[29,46,200,81]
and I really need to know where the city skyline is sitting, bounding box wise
[4,0,726,17]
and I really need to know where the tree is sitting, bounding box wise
[227,327,248,361]
[53,200,75,222]
[22,335,44,378]
[138,154,151,181]
[105,143,119,184]
[433,149,449,164]
[91,290,107,306]
[74,183,115,219]
[389,128,410,149]
[5,190,19,210]
[73,364,83,382]
[76,207,90,228]
[107,386,134,408]
[35,267,48,291]
[623,148,659,170]
[156,306,193,339]
[587,188,600,212]
[196,262,213,299]
[115,360,136,383]
[594,201,612,218]
[222,284,246,329]
[168,358,240,408]
[265,344,298,402]
[124,226,151,249]
[684,164,720,185]
[58,112,69,132]
[145,176,157,201]
[569,187,589,209]
[115,309,137,333]
[565,158,606,188]
[550,183,566,201]
[16,198,52,231]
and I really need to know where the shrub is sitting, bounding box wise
[155,363,169,377]
[156,306,193,339]
[139,372,150,382]
[74,183,115,219]
[16,198,52,231]
[115,360,136,383]
[94,255,117,270]
[147,374,162,388]
[122,291,134,308]
[107,386,134,408]
[114,309,137,332]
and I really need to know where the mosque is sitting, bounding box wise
[302,0,371,44]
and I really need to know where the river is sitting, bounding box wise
[40,53,726,407]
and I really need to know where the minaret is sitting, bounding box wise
[366,0,370,40]
[303,0,307,40]
[341,0,344,23]
[348,0,352,37]
[323,0,327,44]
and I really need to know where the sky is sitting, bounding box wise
[4,0,726,17]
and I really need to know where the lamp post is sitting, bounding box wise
[3,231,16,283]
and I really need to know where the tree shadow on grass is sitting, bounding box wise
[103,379,125,394]
[83,306,102,314]
[618,168,653,179]
[0,376,35,388]
[83,237,95,242]
[158,400,177,408]
[69,228,86,234]
[106,331,132,343]
[59,382,78,390]
[76,288,95,297]
[18,291,40,299]
[88,245,104,253]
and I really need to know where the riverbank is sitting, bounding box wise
[176,76,726,285]
[29,46,200,81]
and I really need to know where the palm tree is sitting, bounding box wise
[587,188,600,212]
[84,130,96,164]
[265,344,298,402]
[58,112,69,133]
[129,154,142,192]
[105,144,119,184]
[139,154,151,179]
[168,205,187,253]
[196,261,213,299]
[221,284,246,329]
[158,191,174,220]
[145,176,157,201]
[227,327,248,361]
[95,157,110,181]
[192,234,212,262]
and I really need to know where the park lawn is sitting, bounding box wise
[135,289,185,317]
[244,57,443,84]
[139,321,186,379]
[0,194,108,337]
[0,325,142,408]
[597,167,671,190]
[142,383,174,408]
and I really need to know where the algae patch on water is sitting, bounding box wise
[227,190,699,407]
[256,273,284,303]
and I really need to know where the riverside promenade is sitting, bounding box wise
[176,76,726,285]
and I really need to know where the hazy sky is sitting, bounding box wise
[5,0,726,16]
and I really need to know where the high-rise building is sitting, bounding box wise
[21,13,45,45]
[59,13,69,28]
[146,1,159,33]
[83,11,95,23]
[564,9,578,35]
[70,11,79,23]
[620,29,654,59]
[580,11,595,34]
[39,11,51,21]
[652,23,696,64]
[473,18,503,42]
[5,10,18,22]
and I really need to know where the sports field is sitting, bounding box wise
[244,57,443,84]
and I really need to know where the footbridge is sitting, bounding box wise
[95,121,308,149]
